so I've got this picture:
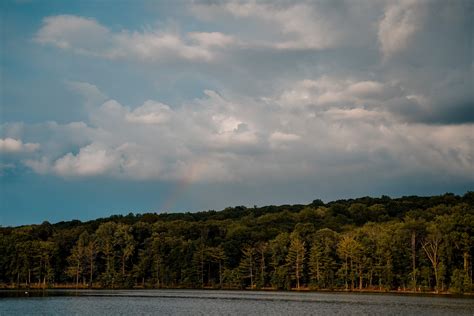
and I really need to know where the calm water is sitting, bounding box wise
[1,290,473,315]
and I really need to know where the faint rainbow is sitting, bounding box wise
[159,159,207,212]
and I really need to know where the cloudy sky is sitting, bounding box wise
[1,0,473,226]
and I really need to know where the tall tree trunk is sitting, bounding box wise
[411,231,417,291]
[89,257,93,288]
[296,261,300,290]
[422,238,440,293]
[316,257,320,284]
[463,251,470,282]
[208,262,211,286]
[156,261,161,288]
[122,256,125,276]
[464,251,473,285]
[39,263,42,288]
[106,254,111,275]
[250,264,253,289]
[350,258,354,290]
[76,262,79,290]
[200,248,204,288]
[345,256,348,290]
[219,261,222,289]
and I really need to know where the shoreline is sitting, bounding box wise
[1,286,473,298]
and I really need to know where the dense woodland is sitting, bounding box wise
[1,192,473,294]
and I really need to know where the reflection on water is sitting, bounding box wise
[1,290,473,315]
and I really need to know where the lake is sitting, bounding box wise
[1,290,473,315]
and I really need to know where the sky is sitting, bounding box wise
[0,0,473,226]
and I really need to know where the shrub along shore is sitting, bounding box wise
[1,193,473,294]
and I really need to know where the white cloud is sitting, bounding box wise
[212,115,242,133]
[35,15,235,62]
[36,4,371,61]
[19,88,263,181]
[324,108,387,122]
[66,81,108,105]
[188,32,236,48]
[378,0,426,58]
[23,157,50,174]
[348,81,385,98]
[35,15,109,51]
[53,143,118,177]
[0,138,40,153]
[269,131,301,149]
[270,131,300,143]
[191,1,374,50]
[126,101,172,124]
[112,31,213,61]
[16,80,473,184]
[275,77,403,109]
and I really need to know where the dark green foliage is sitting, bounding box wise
[0,192,473,292]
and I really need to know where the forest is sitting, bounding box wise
[1,192,473,294]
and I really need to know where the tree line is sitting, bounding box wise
[0,192,473,294]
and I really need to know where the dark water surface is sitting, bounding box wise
[1,289,473,315]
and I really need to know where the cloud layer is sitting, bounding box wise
[0,138,39,153]
[1,0,473,214]
[35,15,236,62]
[5,78,473,185]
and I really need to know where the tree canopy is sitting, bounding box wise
[1,192,473,293]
